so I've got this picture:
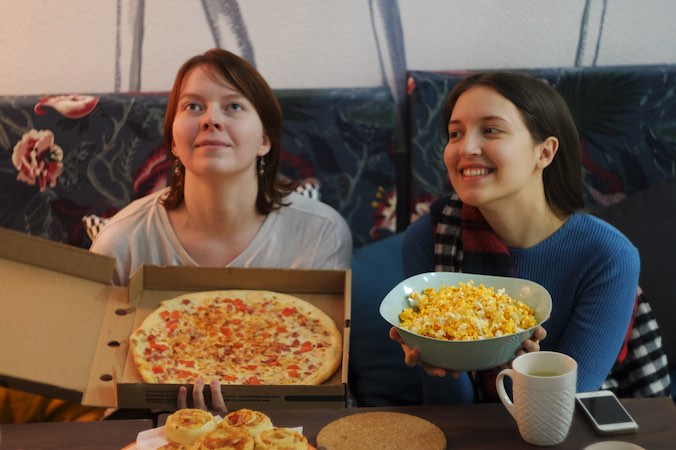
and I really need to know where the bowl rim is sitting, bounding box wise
[380,271,552,343]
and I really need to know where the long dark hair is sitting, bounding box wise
[444,71,584,217]
[161,48,293,214]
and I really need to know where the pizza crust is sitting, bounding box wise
[129,290,343,386]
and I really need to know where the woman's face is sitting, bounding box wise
[171,65,270,182]
[443,86,551,209]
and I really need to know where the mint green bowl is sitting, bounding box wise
[380,272,552,371]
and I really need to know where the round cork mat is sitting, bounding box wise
[316,411,446,450]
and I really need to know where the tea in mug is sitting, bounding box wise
[529,371,561,377]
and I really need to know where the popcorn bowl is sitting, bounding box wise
[380,272,552,371]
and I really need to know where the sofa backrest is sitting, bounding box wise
[0,87,397,249]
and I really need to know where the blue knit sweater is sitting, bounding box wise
[402,211,640,404]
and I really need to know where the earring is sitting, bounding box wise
[258,156,265,176]
[173,158,183,177]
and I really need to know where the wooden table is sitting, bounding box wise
[0,398,673,449]
[0,418,152,450]
[262,398,675,449]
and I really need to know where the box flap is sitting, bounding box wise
[0,227,115,284]
[0,228,118,400]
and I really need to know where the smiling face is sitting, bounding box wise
[171,65,271,183]
[444,86,555,210]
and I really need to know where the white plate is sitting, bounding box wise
[584,441,645,450]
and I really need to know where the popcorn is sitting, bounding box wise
[399,281,536,341]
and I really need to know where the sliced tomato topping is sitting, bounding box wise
[289,369,300,378]
[233,299,247,312]
[245,376,261,385]
[282,307,297,317]
[300,341,313,352]
[287,364,300,370]
[152,365,164,374]
[222,374,237,382]
[150,342,169,352]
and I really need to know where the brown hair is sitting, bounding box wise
[444,71,584,217]
[161,48,293,213]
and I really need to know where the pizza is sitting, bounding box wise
[221,408,273,437]
[164,408,218,445]
[156,408,315,450]
[129,290,342,385]
[254,427,309,450]
[192,425,254,450]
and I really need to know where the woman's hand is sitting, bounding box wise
[389,326,458,378]
[176,379,227,415]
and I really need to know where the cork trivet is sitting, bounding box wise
[316,411,446,450]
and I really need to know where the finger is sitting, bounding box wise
[522,338,540,353]
[420,361,448,377]
[192,379,207,410]
[389,327,402,343]
[403,347,420,367]
[209,379,227,415]
[177,386,188,409]
[533,326,547,342]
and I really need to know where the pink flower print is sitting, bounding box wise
[12,129,64,191]
[133,146,172,196]
[407,75,416,95]
[34,94,99,119]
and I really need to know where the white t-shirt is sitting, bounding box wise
[90,189,352,285]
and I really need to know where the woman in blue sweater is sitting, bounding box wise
[390,72,639,404]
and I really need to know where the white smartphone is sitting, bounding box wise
[575,390,639,435]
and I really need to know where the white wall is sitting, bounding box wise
[1,0,674,95]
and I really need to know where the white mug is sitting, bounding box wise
[496,351,577,446]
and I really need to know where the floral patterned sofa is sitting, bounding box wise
[0,87,397,250]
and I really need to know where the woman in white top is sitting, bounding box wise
[90,48,352,411]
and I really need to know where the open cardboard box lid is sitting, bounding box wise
[0,228,351,409]
[0,227,121,402]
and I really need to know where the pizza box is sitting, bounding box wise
[0,227,351,410]
[0,227,121,404]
